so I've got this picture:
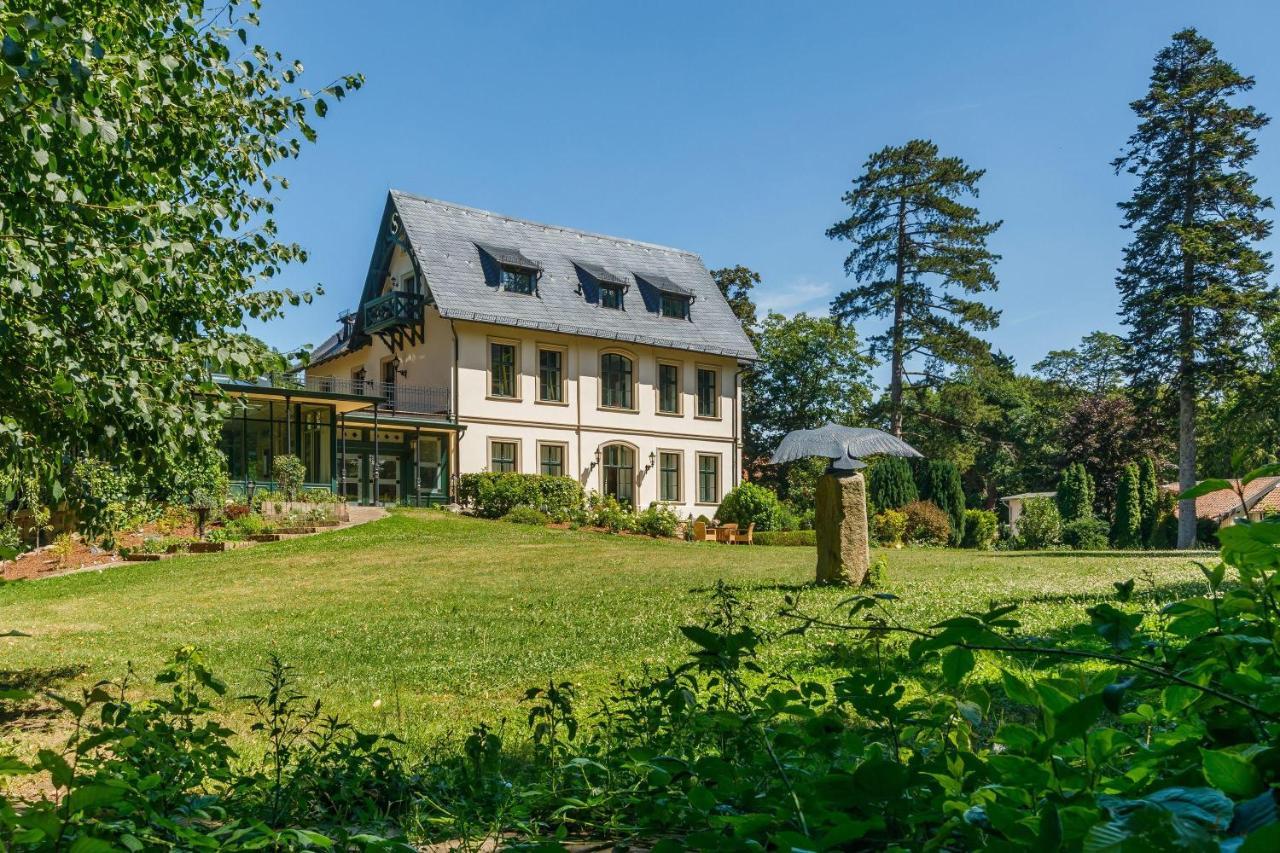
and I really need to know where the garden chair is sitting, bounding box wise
[716,523,739,544]
[693,520,709,541]
[736,522,755,545]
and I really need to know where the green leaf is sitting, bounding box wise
[941,646,974,686]
[1200,748,1263,798]
[1178,479,1233,501]
[1053,695,1104,742]
[69,838,117,853]
[68,782,126,814]
[1241,463,1280,485]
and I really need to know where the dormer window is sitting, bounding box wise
[477,243,540,296]
[600,283,624,309]
[660,293,690,319]
[500,267,535,294]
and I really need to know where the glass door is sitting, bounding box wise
[339,453,364,504]
[375,455,400,505]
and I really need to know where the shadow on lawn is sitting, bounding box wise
[987,550,1209,559]
[0,663,88,730]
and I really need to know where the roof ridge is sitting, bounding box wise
[388,189,701,259]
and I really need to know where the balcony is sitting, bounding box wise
[364,290,425,334]
[273,374,451,418]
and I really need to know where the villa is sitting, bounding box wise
[216,191,757,513]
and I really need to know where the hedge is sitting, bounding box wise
[458,472,584,519]
[753,530,817,547]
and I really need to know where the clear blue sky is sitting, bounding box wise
[248,0,1280,378]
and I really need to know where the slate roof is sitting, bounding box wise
[335,191,756,361]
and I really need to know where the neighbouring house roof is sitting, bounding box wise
[1161,477,1280,521]
[314,191,758,364]
[1000,491,1056,503]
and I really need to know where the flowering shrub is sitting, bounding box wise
[635,504,679,538]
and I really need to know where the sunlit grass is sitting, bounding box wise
[0,510,1205,752]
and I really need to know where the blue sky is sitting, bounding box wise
[248,0,1280,377]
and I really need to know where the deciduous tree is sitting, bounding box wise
[1033,332,1130,396]
[828,139,1002,436]
[1114,29,1277,548]
[0,1,360,531]
[710,265,761,338]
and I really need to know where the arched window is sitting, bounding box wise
[601,444,636,506]
[600,352,634,410]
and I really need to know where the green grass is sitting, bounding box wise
[0,510,1208,751]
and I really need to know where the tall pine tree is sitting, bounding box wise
[868,457,918,512]
[916,459,966,545]
[828,139,1002,437]
[1138,457,1160,546]
[1114,29,1277,548]
[1056,463,1096,522]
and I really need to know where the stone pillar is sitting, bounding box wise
[815,471,871,586]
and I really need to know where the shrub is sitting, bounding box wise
[915,459,966,545]
[589,494,634,533]
[302,487,339,504]
[0,521,23,560]
[226,513,273,537]
[1061,516,1110,550]
[1111,462,1142,548]
[272,454,306,502]
[1151,488,1179,548]
[752,529,817,546]
[867,456,917,511]
[635,504,679,538]
[902,500,950,545]
[716,482,786,531]
[960,508,998,549]
[502,506,550,526]
[50,533,76,568]
[1056,462,1095,522]
[1138,457,1159,545]
[224,503,251,521]
[68,458,148,544]
[1017,497,1062,549]
[871,509,908,548]
[865,554,889,587]
[155,504,191,535]
[459,473,584,519]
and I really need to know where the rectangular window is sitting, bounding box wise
[400,273,417,294]
[696,367,718,417]
[490,440,518,473]
[538,348,564,403]
[539,443,566,477]
[698,454,719,504]
[500,267,535,294]
[489,341,517,398]
[600,352,634,410]
[660,293,690,319]
[657,362,681,414]
[600,284,623,309]
[659,452,681,502]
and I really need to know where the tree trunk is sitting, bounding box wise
[1177,127,1198,550]
[889,194,907,437]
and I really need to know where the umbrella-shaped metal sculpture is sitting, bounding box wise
[771,422,922,471]
[770,423,922,586]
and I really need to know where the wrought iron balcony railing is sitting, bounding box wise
[364,290,425,334]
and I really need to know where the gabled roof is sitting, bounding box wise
[377,191,757,360]
[1161,478,1280,521]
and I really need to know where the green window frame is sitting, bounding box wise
[600,284,623,309]
[660,293,689,319]
[539,443,565,477]
[538,348,563,403]
[490,440,518,473]
[696,367,718,417]
[658,363,680,414]
[600,352,634,410]
[659,451,681,502]
[698,454,719,503]
[490,341,517,398]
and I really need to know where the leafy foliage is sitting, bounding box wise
[1033,331,1130,396]
[902,499,951,545]
[961,508,999,549]
[501,505,550,526]
[0,1,361,519]
[1061,516,1111,550]
[635,504,680,538]
[871,508,908,548]
[458,472,585,519]
[1017,496,1062,549]
[272,454,307,502]
[1138,456,1160,546]
[709,265,760,337]
[717,482,786,531]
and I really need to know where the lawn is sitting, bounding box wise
[0,510,1208,752]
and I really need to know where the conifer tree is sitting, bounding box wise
[1138,457,1160,546]
[828,140,1002,437]
[868,457,918,512]
[1056,463,1096,522]
[1112,463,1143,549]
[916,459,966,545]
[1115,29,1277,548]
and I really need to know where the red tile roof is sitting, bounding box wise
[1161,477,1280,521]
